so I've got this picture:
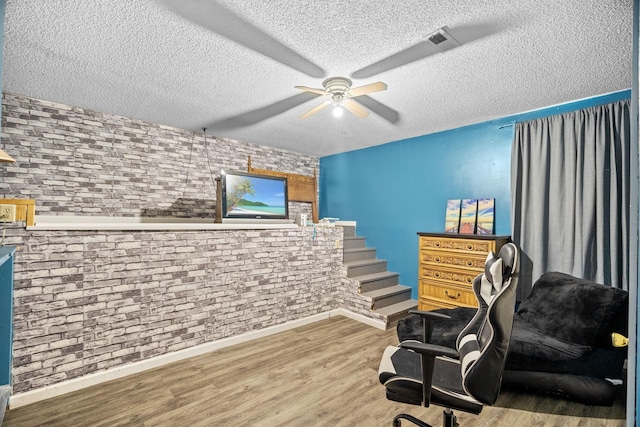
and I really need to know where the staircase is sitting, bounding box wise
[342,225,417,327]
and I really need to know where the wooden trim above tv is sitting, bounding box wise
[247,156,318,223]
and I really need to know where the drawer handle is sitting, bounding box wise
[433,271,441,279]
[434,256,441,263]
[445,290,461,300]
[434,241,441,248]
[465,243,474,250]
[465,259,474,267]
[466,276,474,283]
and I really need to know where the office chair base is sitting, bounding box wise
[442,409,458,427]
[391,410,458,427]
[392,413,431,427]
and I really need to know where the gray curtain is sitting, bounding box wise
[511,100,631,300]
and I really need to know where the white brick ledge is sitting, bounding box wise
[27,215,299,231]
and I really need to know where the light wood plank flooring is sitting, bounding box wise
[3,316,626,426]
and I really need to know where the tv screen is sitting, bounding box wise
[219,170,288,220]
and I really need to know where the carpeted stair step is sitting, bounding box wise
[345,258,388,277]
[362,284,413,309]
[375,299,419,329]
[343,247,377,263]
[341,225,356,236]
[343,235,366,250]
[353,271,400,293]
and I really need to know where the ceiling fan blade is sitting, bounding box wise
[348,82,387,97]
[294,85,327,96]
[205,92,321,129]
[299,100,332,119]
[342,99,369,119]
[159,0,325,78]
[351,26,461,79]
[353,96,399,123]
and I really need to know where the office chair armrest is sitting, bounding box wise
[400,341,460,407]
[400,341,459,359]
[408,309,452,321]
[407,309,452,343]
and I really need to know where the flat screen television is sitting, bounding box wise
[215,170,289,222]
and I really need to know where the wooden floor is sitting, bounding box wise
[4,316,626,427]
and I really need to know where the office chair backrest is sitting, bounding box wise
[456,243,519,405]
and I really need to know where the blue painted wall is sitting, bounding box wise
[320,90,631,300]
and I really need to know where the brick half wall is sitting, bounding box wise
[5,226,345,394]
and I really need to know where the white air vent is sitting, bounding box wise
[427,26,461,53]
[429,33,448,45]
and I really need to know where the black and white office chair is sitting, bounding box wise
[378,243,519,427]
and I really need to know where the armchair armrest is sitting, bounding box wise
[407,309,452,343]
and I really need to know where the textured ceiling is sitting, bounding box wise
[2,0,633,157]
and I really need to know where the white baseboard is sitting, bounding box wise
[330,308,387,330]
[10,309,384,408]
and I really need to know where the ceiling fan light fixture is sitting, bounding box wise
[331,92,345,118]
[296,76,386,120]
[323,77,352,95]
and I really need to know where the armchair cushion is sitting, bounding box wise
[508,325,591,361]
[507,272,628,383]
[513,272,628,348]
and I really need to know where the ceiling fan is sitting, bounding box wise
[161,0,478,127]
[295,77,387,119]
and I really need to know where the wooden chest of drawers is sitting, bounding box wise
[417,233,510,311]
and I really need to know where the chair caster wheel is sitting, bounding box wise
[392,414,431,427]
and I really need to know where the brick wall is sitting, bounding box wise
[0,93,317,220]
[0,93,375,396]
[1,226,344,393]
